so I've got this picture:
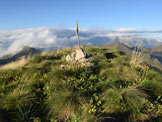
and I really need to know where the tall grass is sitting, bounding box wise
[47,86,87,121]
[0,46,162,122]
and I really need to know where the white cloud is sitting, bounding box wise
[0,27,162,57]
[45,37,55,44]
[116,28,137,32]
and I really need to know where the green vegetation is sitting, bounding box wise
[0,46,162,122]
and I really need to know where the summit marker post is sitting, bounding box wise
[76,20,80,48]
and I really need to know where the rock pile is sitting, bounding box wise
[65,48,93,67]
[66,48,87,63]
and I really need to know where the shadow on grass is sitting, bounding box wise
[104,53,117,60]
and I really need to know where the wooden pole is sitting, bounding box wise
[76,20,80,48]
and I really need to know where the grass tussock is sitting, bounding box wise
[0,46,162,122]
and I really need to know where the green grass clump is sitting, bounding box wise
[102,88,147,114]
[142,80,162,98]
[0,46,162,122]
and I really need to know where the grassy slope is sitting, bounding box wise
[105,43,162,70]
[0,46,162,122]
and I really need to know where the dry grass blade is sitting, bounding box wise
[130,42,144,66]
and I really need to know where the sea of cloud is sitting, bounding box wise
[0,27,162,57]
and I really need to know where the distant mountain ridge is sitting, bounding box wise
[105,43,162,70]
[81,36,162,48]
[0,46,41,65]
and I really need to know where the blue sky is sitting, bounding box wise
[0,0,162,30]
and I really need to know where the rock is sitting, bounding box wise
[60,64,65,68]
[78,58,88,63]
[66,55,72,62]
[66,52,76,62]
[71,53,76,61]
[75,48,86,61]
[66,48,91,64]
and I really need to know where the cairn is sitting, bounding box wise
[65,20,91,65]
